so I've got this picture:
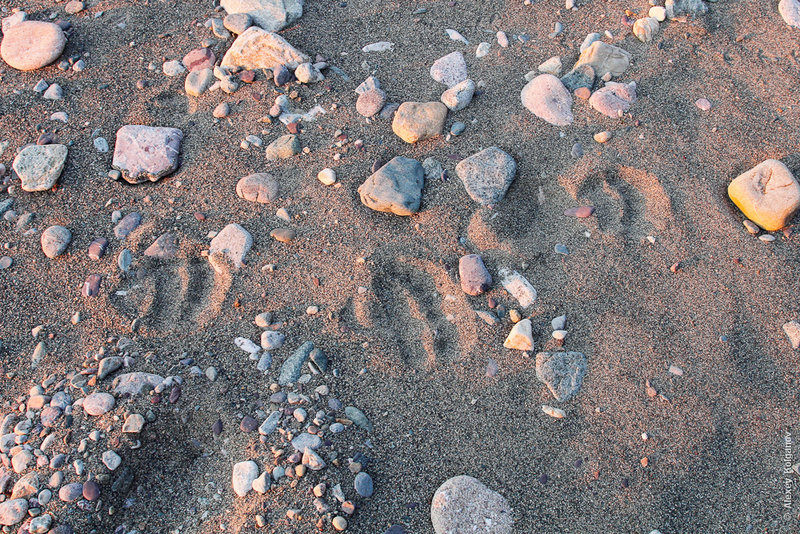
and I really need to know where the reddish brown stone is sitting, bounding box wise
[182,48,215,72]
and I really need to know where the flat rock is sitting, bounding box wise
[112,372,164,395]
[358,156,424,216]
[344,406,373,431]
[279,341,314,385]
[504,319,534,351]
[560,64,595,93]
[459,254,492,296]
[236,173,278,203]
[589,81,637,118]
[59,483,83,502]
[13,144,68,192]
[144,233,177,259]
[354,472,373,497]
[112,125,183,184]
[535,351,588,402]
[41,225,71,258]
[521,74,573,126]
[0,21,66,71]
[221,0,303,32]
[83,392,115,416]
[221,27,309,70]
[441,79,475,112]
[780,0,800,28]
[430,475,513,534]
[498,268,537,308]
[392,102,447,144]
[291,432,322,451]
[224,12,253,33]
[665,0,708,18]
[232,460,259,497]
[0,499,28,526]
[455,147,517,205]
[209,223,252,271]
[573,41,631,78]
[728,159,800,231]
[265,134,300,159]
[430,51,468,88]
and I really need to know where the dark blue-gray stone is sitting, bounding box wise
[535,351,587,402]
[114,212,141,239]
[354,472,374,498]
[278,341,314,385]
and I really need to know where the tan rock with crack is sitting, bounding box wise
[728,159,800,231]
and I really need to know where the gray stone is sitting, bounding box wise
[258,410,281,434]
[122,413,145,433]
[232,460,259,497]
[185,68,215,97]
[43,83,63,100]
[560,64,595,92]
[291,432,321,451]
[780,0,800,28]
[40,406,62,427]
[430,476,513,534]
[112,125,183,184]
[441,79,475,111]
[589,81,637,118]
[455,147,517,206]
[358,156,424,216]
[459,254,492,296]
[535,351,587,402]
[265,134,300,160]
[430,51,467,88]
[344,406,372,432]
[114,212,141,239]
[354,472,373,497]
[236,173,278,203]
[209,223,252,272]
[260,330,285,350]
[252,471,271,493]
[97,356,123,380]
[0,499,28,526]
[294,62,323,83]
[666,0,708,18]
[112,372,164,395]
[83,392,115,416]
[221,27,309,70]
[13,144,68,192]
[144,233,177,259]
[279,342,313,385]
[102,450,122,471]
[59,482,83,502]
[0,21,66,71]
[224,12,253,33]
[28,513,51,534]
[221,0,303,32]
[521,74,573,126]
[573,41,631,78]
[356,88,386,117]
[40,225,71,258]
[162,60,186,77]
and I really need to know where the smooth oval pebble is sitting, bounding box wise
[82,480,100,501]
[41,225,72,258]
[354,471,374,497]
[114,212,141,239]
[0,256,11,269]
[88,238,108,260]
[82,274,102,297]
[0,21,67,71]
[564,206,595,218]
[270,228,296,243]
[318,168,336,185]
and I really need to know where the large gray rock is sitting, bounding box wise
[521,74,573,126]
[430,475,513,534]
[221,0,303,32]
[112,372,164,395]
[430,51,468,88]
[665,0,708,18]
[279,341,314,385]
[455,147,516,206]
[358,156,424,216]
[236,173,278,203]
[232,460,259,497]
[112,125,183,184]
[535,351,587,402]
[221,27,309,70]
[0,21,66,71]
[13,144,68,192]
[780,0,800,28]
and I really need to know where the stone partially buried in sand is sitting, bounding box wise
[0,21,66,71]
[112,125,183,184]
[589,81,637,118]
[521,74,573,126]
[504,318,534,351]
[728,159,800,231]
[221,27,309,70]
[573,41,632,78]
[13,144,68,192]
[265,134,300,160]
[358,156,424,216]
[236,173,278,203]
[392,102,447,144]
[209,223,252,272]
[430,475,513,534]
[144,233,178,259]
[665,0,708,19]
[455,147,517,205]
[221,0,303,32]
[535,351,587,402]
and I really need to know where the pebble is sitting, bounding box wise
[344,406,372,432]
[536,351,587,401]
[209,223,252,271]
[497,31,509,47]
[475,42,491,58]
[41,226,71,258]
[728,159,800,231]
[456,146,517,205]
[573,41,631,79]
[83,392,115,416]
[450,122,466,136]
[224,12,252,34]
[354,472,374,497]
[781,0,800,28]
[430,51,468,88]
[783,321,800,349]
[236,173,278,203]
[122,413,145,433]
[295,62,324,83]
[0,256,11,269]
[459,254,492,296]
[503,319,533,351]
[114,212,141,239]
[183,48,215,71]
[521,74,573,126]
[538,56,562,76]
[318,168,337,185]
[279,341,314,385]
[695,98,712,111]
[542,405,566,418]
[431,476,513,533]
[589,81,637,118]
[270,228,296,243]
[594,130,612,143]
[633,17,660,42]
[358,156,424,215]
[112,125,183,184]
[392,102,447,144]
[43,83,63,100]
[0,21,66,71]
[186,68,215,97]
[498,268,537,308]
[117,249,132,272]
[232,460,259,497]
[58,482,83,502]
[81,274,102,297]
[82,480,100,501]
[265,134,301,160]
[13,144,68,191]
[564,206,595,218]
[356,88,387,117]
[441,79,475,111]
[213,102,231,118]
[221,27,309,70]
[332,516,348,531]
[649,5,667,21]
[88,238,108,260]
[65,1,85,14]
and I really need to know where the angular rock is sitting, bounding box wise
[221,0,303,32]
[455,147,517,205]
[498,268,537,308]
[279,341,314,385]
[261,330,286,350]
[633,17,660,42]
[358,156,424,216]
[252,471,271,493]
[232,460,259,497]
[209,223,252,271]
[0,21,66,71]
[430,476,513,534]
[588,81,637,118]
[535,351,588,402]
[344,406,372,432]
[112,125,183,184]
[728,159,800,231]
[504,319,534,351]
[291,432,322,451]
[392,102,447,144]
[236,173,278,203]
[185,68,215,97]
[459,254,492,296]
[122,413,145,433]
[112,372,164,395]
[441,79,475,112]
[13,144,68,192]
[265,134,300,160]
[573,41,631,78]
[295,62,323,83]
[303,447,326,471]
[521,74,573,126]
[41,226,71,258]
[144,233,178,259]
[221,27,309,70]
[430,51,468,88]
[560,64,595,93]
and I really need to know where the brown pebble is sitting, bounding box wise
[564,206,595,218]
[574,87,591,100]
[239,70,255,83]
[194,212,206,221]
[286,122,301,134]
[669,261,681,273]
[270,228,296,243]
[640,457,649,468]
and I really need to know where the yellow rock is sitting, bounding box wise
[728,159,800,231]
[391,102,447,144]
[503,318,533,351]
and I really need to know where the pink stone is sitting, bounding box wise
[588,81,637,118]
[182,48,215,72]
[695,98,712,111]
[112,125,183,184]
[564,206,595,218]
[459,254,492,296]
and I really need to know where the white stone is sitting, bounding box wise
[498,268,537,308]
[318,168,336,185]
[781,0,800,28]
[537,56,562,76]
[520,74,573,126]
[209,223,253,272]
[232,460,259,497]
[542,405,566,418]
[784,321,800,349]
[220,0,303,32]
[102,450,122,470]
[221,27,309,70]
